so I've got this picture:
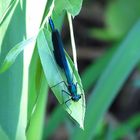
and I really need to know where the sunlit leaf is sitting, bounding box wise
[26,73,48,140]
[37,29,85,128]
[54,0,83,17]
[0,0,16,26]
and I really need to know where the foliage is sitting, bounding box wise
[0,0,140,140]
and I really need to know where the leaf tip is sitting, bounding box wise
[80,123,84,130]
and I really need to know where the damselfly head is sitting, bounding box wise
[71,94,81,102]
[68,83,81,102]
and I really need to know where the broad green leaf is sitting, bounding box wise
[26,73,48,140]
[0,0,11,18]
[0,126,9,140]
[26,0,50,128]
[16,0,49,139]
[0,0,26,139]
[27,47,48,140]
[112,113,140,140]
[27,47,42,120]
[37,29,85,129]
[54,0,83,17]
[0,0,16,26]
[27,3,65,139]
[0,0,18,52]
[72,19,140,140]
[0,37,36,73]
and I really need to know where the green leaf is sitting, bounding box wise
[0,0,11,18]
[0,0,16,26]
[27,47,42,120]
[0,0,26,139]
[37,29,85,128]
[71,19,140,140]
[54,0,83,16]
[0,37,36,73]
[112,113,140,139]
[0,126,9,140]
[26,72,48,140]
[0,0,18,52]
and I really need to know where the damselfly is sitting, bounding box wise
[49,18,82,104]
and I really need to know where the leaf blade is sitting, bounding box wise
[54,0,83,16]
[26,73,48,140]
[37,29,85,128]
[0,37,36,73]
